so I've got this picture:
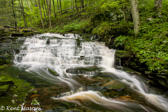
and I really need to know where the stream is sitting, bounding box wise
[13,33,168,112]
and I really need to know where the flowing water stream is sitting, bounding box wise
[14,33,168,112]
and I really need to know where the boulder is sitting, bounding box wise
[102,80,126,91]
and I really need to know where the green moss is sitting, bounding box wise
[102,80,126,90]
[48,69,59,76]
[21,29,33,33]
[31,99,40,105]
[0,64,8,70]
[0,72,34,106]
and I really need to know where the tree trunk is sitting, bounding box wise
[19,0,27,27]
[29,0,35,24]
[81,0,84,11]
[11,0,17,27]
[42,1,47,20]
[26,0,33,24]
[47,0,52,29]
[44,0,48,17]
[38,0,45,31]
[34,0,38,7]
[59,0,63,16]
[154,0,162,17]
[52,0,56,18]
[57,0,61,18]
[130,0,139,37]
[75,0,79,16]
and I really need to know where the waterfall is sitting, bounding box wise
[14,33,168,112]
[100,50,168,112]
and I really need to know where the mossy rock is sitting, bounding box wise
[92,72,118,80]
[0,29,11,36]
[48,69,59,76]
[0,28,5,33]
[21,29,33,33]
[76,38,81,46]
[0,29,9,36]
[102,80,126,91]
[0,72,34,105]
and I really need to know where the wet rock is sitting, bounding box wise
[86,86,103,91]
[11,33,24,36]
[63,109,82,112]
[66,66,101,76]
[76,38,81,46]
[46,38,50,44]
[94,77,104,80]
[58,91,74,97]
[102,80,126,91]
[44,107,67,112]
[118,95,132,101]
[66,66,100,72]
[92,72,117,80]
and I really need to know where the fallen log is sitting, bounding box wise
[4,26,24,29]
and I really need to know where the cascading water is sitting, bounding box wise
[14,33,168,112]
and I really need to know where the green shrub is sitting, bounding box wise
[114,35,129,47]
[92,21,112,35]
[62,19,90,33]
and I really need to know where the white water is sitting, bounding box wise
[14,33,168,112]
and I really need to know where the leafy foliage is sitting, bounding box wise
[92,21,112,35]
[1,0,168,73]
